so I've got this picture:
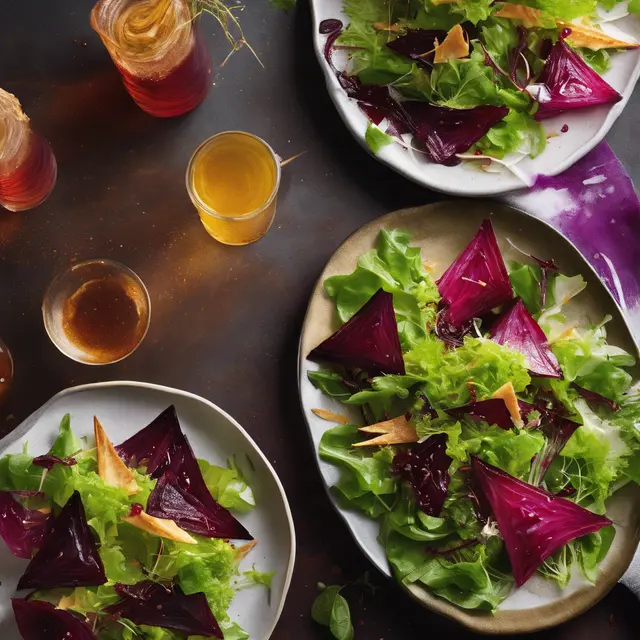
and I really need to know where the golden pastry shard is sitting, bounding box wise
[496,3,638,49]
[94,416,140,496]
[122,510,197,545]
[235,538,258,561]
[311,408,350,424]
[495,3,546,28]
[355,416,419,447]
[434,24,469,64]
[556,20,639,51]
[491,382,523,427]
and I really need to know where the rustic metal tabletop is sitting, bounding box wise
[1,1,639,638]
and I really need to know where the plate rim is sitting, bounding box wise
[307,0,640,196]
[297,200,640,634]
[0,379,296,640]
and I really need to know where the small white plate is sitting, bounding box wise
[0,381,295,640]
[309,0,640,196]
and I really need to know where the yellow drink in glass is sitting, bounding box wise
[186,132,280,246]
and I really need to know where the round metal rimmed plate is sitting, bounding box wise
[298,200,640,634]
[0,381,296,640]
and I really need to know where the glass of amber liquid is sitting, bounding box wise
[42,259,151,365]
[90,0,211,117]
[186,131,281,246]
[0,89,57,212]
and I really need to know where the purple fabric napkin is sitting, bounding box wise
[505,142,640,347]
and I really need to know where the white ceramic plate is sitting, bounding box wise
[298,201,640,634]
[309,1,640,196]
[0,381,295,640]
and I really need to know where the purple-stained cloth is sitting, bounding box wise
[506,142,640,346]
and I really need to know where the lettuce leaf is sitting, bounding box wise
[325,229,439,350]
[404,335,531,408]
[318,423,397,517]
[198,457,256,513]
[509,0,597,20]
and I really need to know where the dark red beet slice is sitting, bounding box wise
[308,289,405,375]
[534,29,622,120]
[17,491,106,590]
[386,29,447,68]
[437,219,513,329]
[391,434,451,516]
[490,298,562,378]
[104,581,222,638]
[147,472,252,540]
[12,599,96,640]
[447,398,514,429]
[402,103,509,165]
[0,492,51,559]
[116,405,180,474]
[32,455,77,470]
[472,457,611,586]
[117,406,232,518]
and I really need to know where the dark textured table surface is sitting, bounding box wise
[1,1,639,638]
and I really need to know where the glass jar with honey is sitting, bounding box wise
[186,131,281,246]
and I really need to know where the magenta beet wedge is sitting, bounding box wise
[472,457,612,587]
[307,288,405,375]
[490,298,562,378]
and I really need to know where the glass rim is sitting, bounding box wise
[42,258,151,366]
[185,131,281,222]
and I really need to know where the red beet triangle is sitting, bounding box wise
[17,491,106,590]
[402,103,509,165]
[490,298,562,378]
[104,581,222,638]
[471,457,611,586]
[391,434,452,516]
[116,405,180,473]
[117,406,244,531]
[437,219,513,329]
[307,289,405,375]
[12,600,96,640]
[447,398,513,430]
[534,29,622,120]
[0,492,51,559]
[147,472,252,540]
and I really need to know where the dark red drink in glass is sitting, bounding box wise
[0,90,57,212]
[91,0,212,118]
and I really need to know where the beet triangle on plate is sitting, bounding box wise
[472,457,611,586]
[437,219,513,331]
[117,406,242,526]
[307,288,405,375]
[534,29,622,120]
[0,491,51,559]
[490,298,562,378]
[104,581,222,638]
[17,491,106,590]
[12,599,96,640]
[147,472,252,540]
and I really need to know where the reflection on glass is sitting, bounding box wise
[91,0,212,118]
[0,90,57,212]
[186,131,281,246]
[43,259,151,365]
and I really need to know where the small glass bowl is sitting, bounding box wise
[42,259,151,365]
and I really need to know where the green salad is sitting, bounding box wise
[0,408,272,639]
[320,0,639,165]
[307,223,640,611]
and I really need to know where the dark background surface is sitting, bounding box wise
[1,1,639,638]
